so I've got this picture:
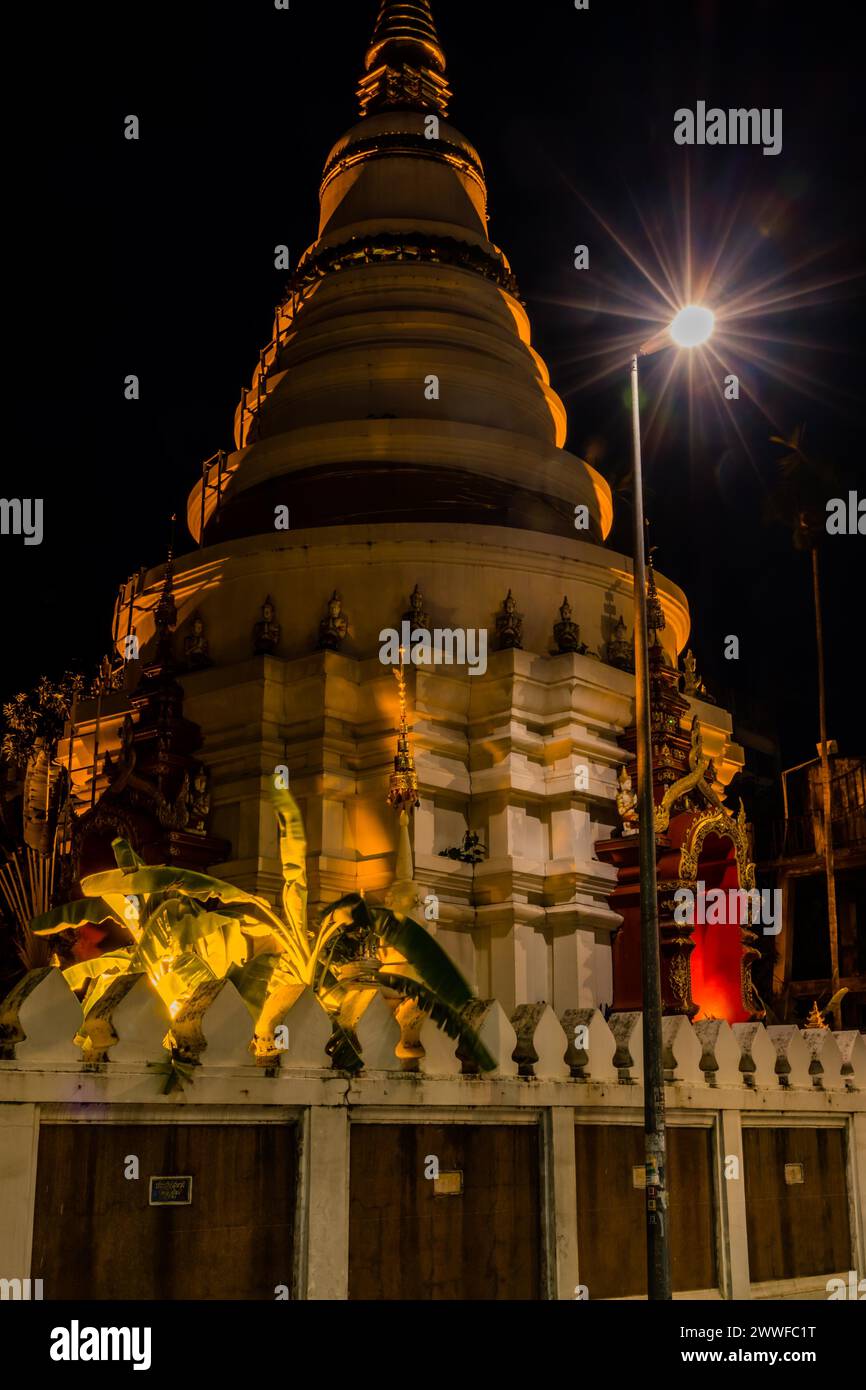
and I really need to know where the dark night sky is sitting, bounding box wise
[6,0,864,774]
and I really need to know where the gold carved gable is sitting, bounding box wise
[679,803,755,889]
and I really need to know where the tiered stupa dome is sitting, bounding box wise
[106,0,744,1018]
[188,0,613,552]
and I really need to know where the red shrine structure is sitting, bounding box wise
[596,564,762,1024]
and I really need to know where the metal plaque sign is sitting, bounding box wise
[149,1175,193,1206]
[433,1170,463,1197]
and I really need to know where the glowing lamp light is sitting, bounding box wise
[669,304,715,349]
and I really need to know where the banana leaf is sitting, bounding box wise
[377,971,497,1072]
[64,950,135,990]
[193,921,247,979]
[110,837,146,872]
[229,953,282,1020]
[130,900,176,979]
[155,952,219,1008]
[76,967,137,1027]
[32,896,127,936]
[371,908,474,1011]
[167,898,246,959]
[81,864,281,926]
[326,1023,364,1072]
[147,1056,197,1095]
[270,785,309,955]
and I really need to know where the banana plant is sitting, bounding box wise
[31,786,495,1071]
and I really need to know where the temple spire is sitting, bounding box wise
[358,1,451,118]
[386,663,422,916]
[387,664,420,813]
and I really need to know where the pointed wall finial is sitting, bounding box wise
[358,1,451,118]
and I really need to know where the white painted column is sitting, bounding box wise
[0,1104,39,1282]
[718,1110,751,1299]
[298,1106,350,1300]
[544,1107,580,1299]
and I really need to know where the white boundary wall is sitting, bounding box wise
[1,970,864,1301]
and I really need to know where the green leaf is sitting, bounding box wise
[270,784,309,946]
[111,837,146,872]
[372,908,474,1011]
[64,950,135,991]
[326,1022,364,1072]
[78,967,135,1022]
[147,1057,197,1095]
[229,953,281,1019]
[129,901,176,977]
[31,896,127,937]
[81,865,283,931]
[377,972,497,1072]
[166,898,243,955]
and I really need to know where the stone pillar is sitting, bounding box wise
[298,1106,350,1299]
[0,1104,39,1283]
[717,1110,751,1299]
[544,1107,581,1299]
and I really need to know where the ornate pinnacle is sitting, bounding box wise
[646,549,666,637]
[153,516,178,658]
[804,999,828,1030]
[358,0,452,119]
[388,663,420,811]
[366,1,446,72]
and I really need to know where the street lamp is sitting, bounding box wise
[630,305,714,1301]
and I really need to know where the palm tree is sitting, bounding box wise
[768,425,843,1028]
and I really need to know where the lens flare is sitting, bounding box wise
[670,304,715,348]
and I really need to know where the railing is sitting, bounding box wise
[760,758,866,861]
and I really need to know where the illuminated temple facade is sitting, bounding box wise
[74,0,748,1021]
[4,1,866,1308]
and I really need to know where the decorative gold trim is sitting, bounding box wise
[679,801,754,890]
[669,953,691,1009]
[654,717,730,834]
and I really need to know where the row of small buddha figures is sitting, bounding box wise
[180,584,712,697]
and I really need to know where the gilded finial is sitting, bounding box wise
[646,547,666,636]
[153,516,178,654]
[388,663,420,811]
[805,1000,828,1030]
[358,1,452,118]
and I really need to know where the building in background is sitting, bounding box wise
[758,754,866,1030]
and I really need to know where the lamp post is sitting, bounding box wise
[630,304,714,1301]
